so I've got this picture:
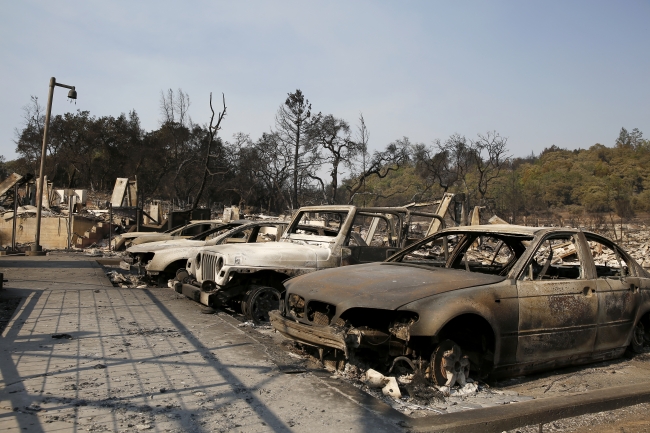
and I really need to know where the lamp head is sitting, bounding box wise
[67,88,77,100]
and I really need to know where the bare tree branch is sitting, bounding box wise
[191,92,226,210]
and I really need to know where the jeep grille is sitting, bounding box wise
[200,252,220,282]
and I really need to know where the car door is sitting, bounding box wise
[344,214,400,265]
[585,234,640,352]
[516,232,598,363]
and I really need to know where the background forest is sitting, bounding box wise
[4,89,650,226]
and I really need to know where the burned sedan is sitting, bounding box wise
[271,225,650,386]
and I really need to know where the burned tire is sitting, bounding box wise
[429,339,470,387]
[242,285,281,324]
[629,320,646,354]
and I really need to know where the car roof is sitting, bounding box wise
[439,224,553,236]
[188,219,222,224]
[236,220,286,226]
[296,205,355,212]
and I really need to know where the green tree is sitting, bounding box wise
[615,127,645,149]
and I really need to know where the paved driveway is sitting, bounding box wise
[0,253,400,433]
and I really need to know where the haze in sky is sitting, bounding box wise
[1,0,648,160]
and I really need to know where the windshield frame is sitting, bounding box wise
[386,229,534,276]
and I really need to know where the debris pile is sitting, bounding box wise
[1,205,56,219]
[105,270,148,289]
[556,224,650,268]
[608,228,650,268]
[313,354,534,417]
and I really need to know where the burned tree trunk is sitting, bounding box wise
[191,93,226,211]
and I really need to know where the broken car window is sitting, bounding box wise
[255,226,279,242]
[346,214,396,247]
[288,211,349,237]
[223,227,253,243]
[203,226,237,240]
[585,235,630,278]
[191,223,239,240]
[179,223,215,237]
[521,235,583,281]
[401,234,460,266]
[392,231,531,276]
[407,218,431,242]
[450,235,516,275]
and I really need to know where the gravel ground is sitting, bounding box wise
[506,402,650,433]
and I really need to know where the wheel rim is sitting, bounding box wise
[248,287,280,323]
[429,340,456,386]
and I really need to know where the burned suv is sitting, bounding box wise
[175,205,444,322]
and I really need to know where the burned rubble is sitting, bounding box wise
[254,327,535,418]
[105,270,149,289]
[2,169,650,431]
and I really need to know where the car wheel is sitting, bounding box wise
[629,320,645,354]
[243,285,281,324]
[429,339,470,387]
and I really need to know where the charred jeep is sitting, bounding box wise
[175,204,445,322]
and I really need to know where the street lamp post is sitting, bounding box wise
[29,77,77,255]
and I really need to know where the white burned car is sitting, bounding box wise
[112,220,223,251]
[125,220,285,285]
[176,205,443,322]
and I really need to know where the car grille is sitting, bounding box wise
[200,252,220,281]
[307,301,336,326]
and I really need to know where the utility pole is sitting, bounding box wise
[28,77,77,255]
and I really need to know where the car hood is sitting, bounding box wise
[127,239,207,253]
[201,241,331,267]
[118,232,164,240]
[130,235,192,245]
[284,262,505,311]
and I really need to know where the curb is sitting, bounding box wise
[405,382,650,432]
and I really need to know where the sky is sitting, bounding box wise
[1,0,649,161]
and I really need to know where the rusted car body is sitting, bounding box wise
[176,205,444,322]
[271,225,650,384]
